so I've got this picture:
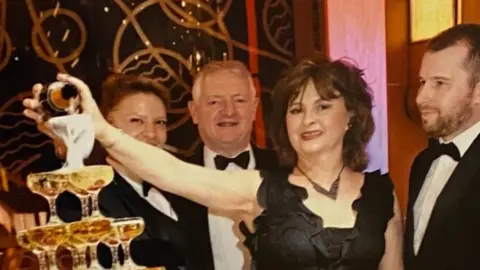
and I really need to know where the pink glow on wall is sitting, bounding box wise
[326,0,388,173]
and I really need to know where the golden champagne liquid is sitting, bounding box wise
[68,165,114,192]
[27,176,69,197]
[28,224,69,249]
[69,218,112,244]
[16,230,37,250]
[66,234,85,247]
[114,218,145,242]
[67,182,89,197]
[104,228,120,246]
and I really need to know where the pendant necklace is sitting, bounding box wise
[296,164,345,200]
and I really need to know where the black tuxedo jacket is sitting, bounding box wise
[404,134,480,270]
[56,172,193,269]
[182,144,280,270]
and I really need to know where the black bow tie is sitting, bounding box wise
[142,181,152,197]
[427,138,461,161]
[214,151,250,170]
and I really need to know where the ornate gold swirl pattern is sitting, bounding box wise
[113,0,192,90]
[0,1,88,188]
[0,0,298,183]
[26,0,87,72]
[0,92,50,188]
[0,0,12,72]
[263,0,293,57]
[111,0,292,139]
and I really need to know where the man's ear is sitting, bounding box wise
[473,81,480,106]
[253,96,259,114]
[188,101,199,124]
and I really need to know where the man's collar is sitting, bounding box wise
[116,171,146,196]
[440,120,480,157]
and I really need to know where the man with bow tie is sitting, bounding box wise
[404,24,480,270]
[185,60,279,270]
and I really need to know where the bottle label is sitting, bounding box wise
[46,82,70,112]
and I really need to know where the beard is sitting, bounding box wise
[421,95,474,139]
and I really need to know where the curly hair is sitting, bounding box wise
[269,55,374,172]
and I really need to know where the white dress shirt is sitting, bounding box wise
[204,145,255,270]
[413,120,480,253]
[118,172,178,221]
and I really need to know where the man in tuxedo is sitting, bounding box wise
[404,23,480,270]
[185,60,279,270]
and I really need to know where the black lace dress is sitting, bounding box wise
[242,170,394,270]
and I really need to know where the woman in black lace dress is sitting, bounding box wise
[23,55,404,270]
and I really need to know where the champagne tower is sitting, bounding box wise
[16,84,151,269]
[17,166,148,270]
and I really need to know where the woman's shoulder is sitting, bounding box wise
[356,170,395,221]
[256,168,299,209]
[364,170,394,191]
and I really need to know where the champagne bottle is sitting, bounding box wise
[38,81,78,117]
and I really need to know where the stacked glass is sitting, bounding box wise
[16,165,146,269]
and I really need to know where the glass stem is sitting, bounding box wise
[89,244,101,268]
[80,196,90,218]
[70,247,79,269]
[122,241,133,266]
[91,193,101,217]
[77,246,88,270]
[110,244,120,269]
[34,250,48,270]
[47,250,58,270]
[47,197,61,224]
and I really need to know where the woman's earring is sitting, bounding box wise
[346,122,353,131]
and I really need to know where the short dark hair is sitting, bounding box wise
[85,74,170,166]
[269,55,374,172]
[428,23,480,86]
[99,73,170,116]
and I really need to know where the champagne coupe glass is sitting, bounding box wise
[27,171,69,224]
[69,217,112,269]
[102,227,121,269]
[16,229,48,270]
[113,217,145,269]
[62,240,85,270]
[65,231,88,269]
[27,223,70,270]
[67,182,91,218]
[69,165,114,218]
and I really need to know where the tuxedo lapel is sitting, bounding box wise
[408,152,434,206]
[251,145,279,170]
[180,145,216,269]
[187,145,205,166]
[404,150,433,267]
[107,173,186,249]
[417,134,480,258]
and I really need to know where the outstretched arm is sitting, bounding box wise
[100,125,262,215]
[23,74,263,216]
